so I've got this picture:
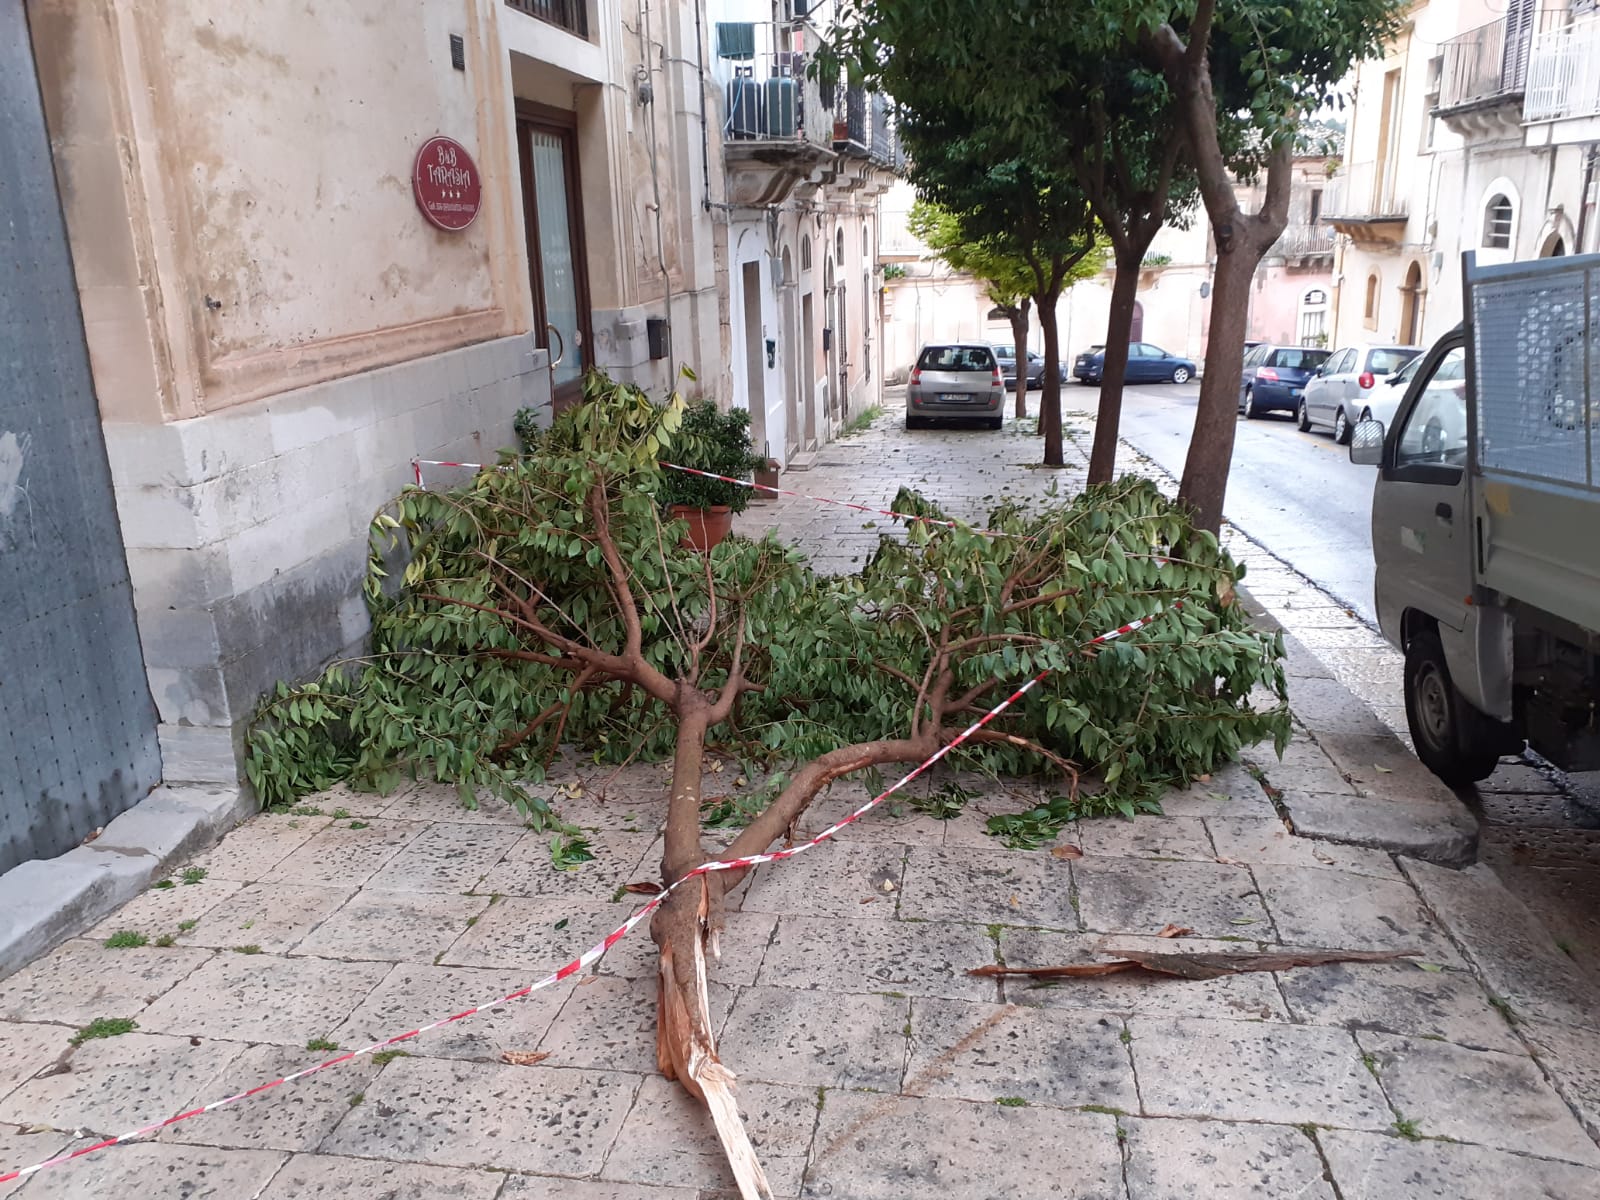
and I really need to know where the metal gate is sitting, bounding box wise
[0,4,161,873]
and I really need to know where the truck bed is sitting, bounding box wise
[1467,255,1600,635]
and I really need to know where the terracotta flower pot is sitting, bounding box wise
[751,459,781,503]
[670,504,733,552]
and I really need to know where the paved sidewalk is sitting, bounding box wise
[0,404,1595,1198]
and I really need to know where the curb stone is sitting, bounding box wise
[1242,589,1479,866]
[0,785,253,978]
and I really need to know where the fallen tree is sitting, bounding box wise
[246,373,1289,1196]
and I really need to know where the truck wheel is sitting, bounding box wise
[1404,630,1503,786]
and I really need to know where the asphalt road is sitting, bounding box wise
[1104,380,1382,623]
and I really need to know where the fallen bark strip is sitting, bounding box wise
[970,947,1420,982]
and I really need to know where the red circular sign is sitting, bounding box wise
[412,136,482,232]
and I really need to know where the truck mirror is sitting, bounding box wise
[1349,419,1385,465]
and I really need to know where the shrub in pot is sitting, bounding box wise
[657,401,766,550]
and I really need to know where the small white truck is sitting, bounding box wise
[1349,250,1598,785]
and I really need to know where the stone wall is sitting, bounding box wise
[102,334,548,784]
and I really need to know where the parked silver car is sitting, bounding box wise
[906,343,1005,429]
[1299,342,1423,444]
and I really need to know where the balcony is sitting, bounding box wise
[1435,9,1567,136]
[716,21,835,204]
[504,0,587,38]
[1525,19,1600,128]
[1321,162,1408,246]
[1270,223,1336,263]
[833,85,900,170]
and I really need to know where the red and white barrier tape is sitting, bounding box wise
[0,603,1176,1185]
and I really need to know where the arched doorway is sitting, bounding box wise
[1130,301,1145,343]
[780,246,799,458]
[1398,261,1423,346]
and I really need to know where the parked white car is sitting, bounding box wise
[1299,343,1423,444]
[1362,353,1425,429]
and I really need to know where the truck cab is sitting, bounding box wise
[1349,251,1600,786]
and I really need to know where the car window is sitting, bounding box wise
[1396,347,1469,467]
[1367,348,1419,376]
[1142,345,1169,359]
[1243,346,1265,367]
[918,345,994,372]
[1389,355,1423,386]
[1271,348,1331,370]
[1324,349,1352,375]
[992,346,1015,359]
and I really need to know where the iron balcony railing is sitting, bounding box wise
[1437,8,1569,112]
[716,21,831,149]
[1525,18,1600,122]
[1273,223,1336,257]
[1321,161,1407,223]
[504,0,587,39]
[833,85,899,169]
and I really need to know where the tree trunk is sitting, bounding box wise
[1176,244,1255,532]
[652,703,773,1200]
[1086,247,1145,484]
[1036,291,1064,466]
[1008,305,1031,419]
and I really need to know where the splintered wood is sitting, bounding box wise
[970,947,1420,981]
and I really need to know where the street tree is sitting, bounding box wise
[907,199,1100,422]
[898,116,1098,465]
[906,199,1035,419]
[836,0,1401,529]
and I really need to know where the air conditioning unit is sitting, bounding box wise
[783,0,811,21]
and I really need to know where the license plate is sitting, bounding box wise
[940,392,972,403]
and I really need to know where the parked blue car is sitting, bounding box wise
[1073,342,1196,385]
[1238,344,1332,418]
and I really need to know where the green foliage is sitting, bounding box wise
[549,833,596,871]
[306,1038,339,1052]
[177,919,199,932]
[181,867,207,885]
[71,1017,136,1046]
[102,930,147,949]
[154,933,176,948]
[233,944,263,955]
[841,406,883,438]
[513,405,546,454]
[910,780,975,821]
[652,401,766,514]
[244,371,1287,847]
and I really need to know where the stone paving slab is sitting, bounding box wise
[898,846,1078,928]
[475,829,656,900]
[901,998,1137,1111]
[0,1024,68,1105]
[1121,1117,1336,1199]
[1318,1130,1600,1200]
[172,883,353,954]
[327,963,575,1062]
[135,955,389,1046]
[1076,814,1215,861]
[1356,1029,1600,1166]
[11,1142,286,1199]
[86,878,246,941]
[186,814,335,883]
[254,1152,506,1199]
[1129,1015,1393,1128]
[757,916,998,1003]
[1276,960,1523,1053]
[1072,857,1269,938]
[1253,864,1465,966]
[162,1043,385,1152]
[804,1092,1125,1199]
[716,985,909,1091]
[1205,815,1403,878]
[362,823,523,894]
[601,1076,814,1197]
[0,1129,69,1199]
[0,1031,246,1136]
[0,940,214,1027]
[259,819,429,889]
[291,891,488,964]
[738,843,907,919]
[1524,1014,1600,1143]
[318,1057,639,1176]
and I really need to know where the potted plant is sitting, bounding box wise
[658,401,765,550]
